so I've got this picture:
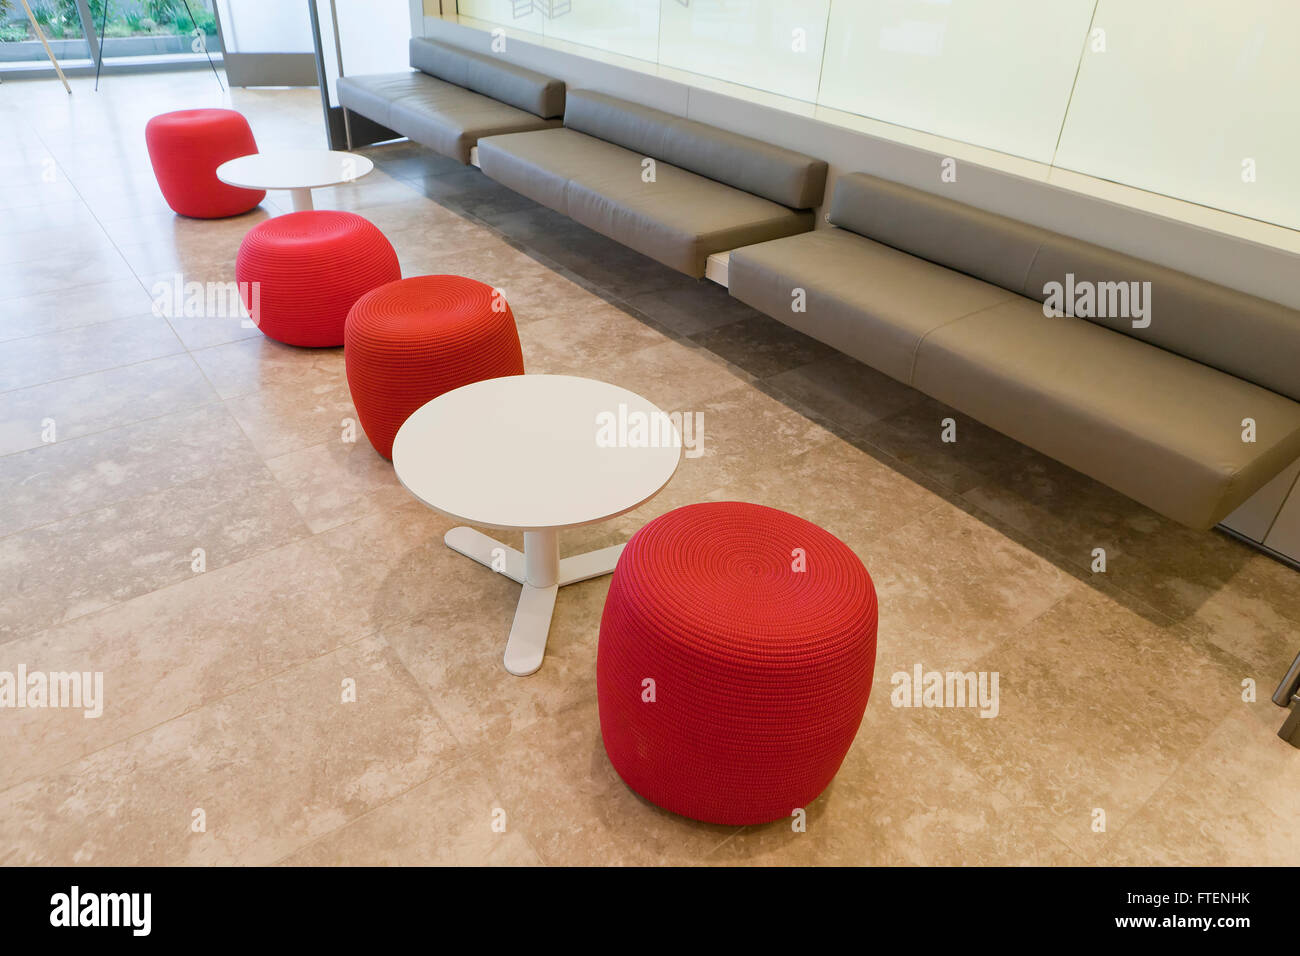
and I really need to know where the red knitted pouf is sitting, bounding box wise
[597,501,878,825]
[236,211,400,348]
[145,109,264,218]
[344,275,525,460]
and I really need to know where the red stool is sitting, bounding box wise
[344,275,525,460]
[236,211,400,348]
[597,501,878,825]
[145,109,264,219]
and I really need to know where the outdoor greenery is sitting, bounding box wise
[0,0,216,42]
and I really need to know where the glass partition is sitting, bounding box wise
[659,0,827,102]
[818,0,1096,165]
[1054,0,1300,231]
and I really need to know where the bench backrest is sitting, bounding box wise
[409,38,565,119]
[563,89,827,210]
[829,172,1300,402]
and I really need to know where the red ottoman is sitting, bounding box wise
[145,109,264,218]
[597,501,878,825]
[236,211,400,348]
[344,275,525,460]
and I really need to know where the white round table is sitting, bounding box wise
[216,149,374,212]
[392,375,682,676]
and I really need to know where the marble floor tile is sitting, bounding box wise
[0,461,307,641]
[518,300,670,375]
[690,314,840,379]
[0,277,156,342]
[0,353,218,456]
[381,568,612,753]
[0,313,182,392]
[190,335,346,400]
[662,383,841,501]
[1097,703,1299,866]
[0,403,261,538]
[714,723,1079,866]
[701,434,947,556]
[618,279,763,336]
[279,758,542,866]
[0,199,100,238]
[590,338,751,412]
[909,583,1248,860]
[0,222,121,268]
[223,376,359,459]
[857,396,1047,495]
[864,501,1083,675]
[767,351,929,435]
[476,699,741,865]
[265,438,412,534]
[0,528,382,789]
[0,635,461,865]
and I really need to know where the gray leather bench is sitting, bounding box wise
[337,38,565,164]
[730,172,1300,529]
[476,90,827,277]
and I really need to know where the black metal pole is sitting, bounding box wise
[93,0,108,91]
[179,0,225,92]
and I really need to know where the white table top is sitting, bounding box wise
[393,375,682,532]
[215,149,375,191]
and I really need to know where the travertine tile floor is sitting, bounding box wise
[0,70,1296,866]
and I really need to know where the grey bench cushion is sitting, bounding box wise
[1023,234,1300,403]
[478,127,813,276]
[728,228,1016,383]
[338,71,561,164]
[729,171,1300,528]
[832,172,1300,403]
[408,38,565,119]
[829,172,1048,293]
[563,90,826,209]
[913,298,1300,529]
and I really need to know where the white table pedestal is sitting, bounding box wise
[289,187,315,212]
[393,375,680,678]
[444,526,625,676]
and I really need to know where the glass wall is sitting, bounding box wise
[94,0,220,63]
[0,0,92,68]
[0,0,219,70]
[452,0,1300,232]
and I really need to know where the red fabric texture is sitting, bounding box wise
[343,275,525,459]
[236,211,400,348]
[144,109,265,219]
[597,501,878,825]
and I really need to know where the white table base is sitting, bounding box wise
[289,187,314,212]
[444,526,625,676]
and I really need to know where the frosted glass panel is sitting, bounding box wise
[457,0,544,34]
[216,0,314,53]
[1055,0,1300,231]
[658,0,828,102]
[817,0,1096,163]
[326,0,411,103]
[540,0,660,63]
